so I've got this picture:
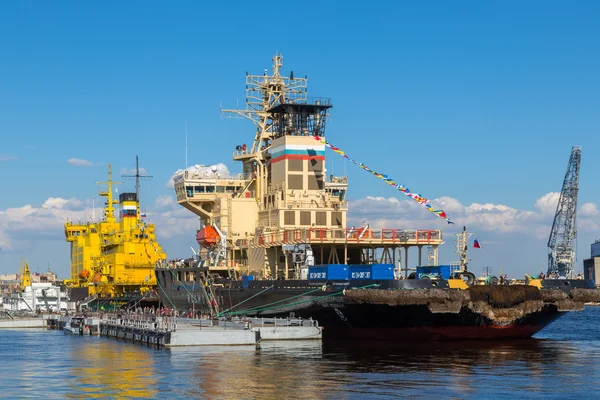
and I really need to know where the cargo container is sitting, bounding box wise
[308,264,349,280]
[349,265,372,280]
[371,264,395,280]
[241,275,255,288]
[416,265,451,280]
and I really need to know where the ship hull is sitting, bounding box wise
[155,268,595,341]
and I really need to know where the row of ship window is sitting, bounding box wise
[182,186,241,197]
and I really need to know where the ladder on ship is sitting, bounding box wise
[198,271,219,318]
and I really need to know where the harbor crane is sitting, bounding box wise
[547,146,581,278]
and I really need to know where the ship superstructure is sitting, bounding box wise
[65,163,166,297]
[172,54,443,279]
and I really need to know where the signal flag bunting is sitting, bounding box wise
[313,135,454,224]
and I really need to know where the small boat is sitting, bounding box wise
[63,317,89,335]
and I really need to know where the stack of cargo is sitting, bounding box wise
[307,264,395,281]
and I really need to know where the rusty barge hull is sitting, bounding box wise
[155,269,600,341]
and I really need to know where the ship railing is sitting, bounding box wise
[282,200,348,209]
[182,171,251,182]
[288,96,331,106]
[248,317,318,328]
[253,228,443,247]
[327,176,348,184]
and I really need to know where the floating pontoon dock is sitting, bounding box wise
[99,313,322,347]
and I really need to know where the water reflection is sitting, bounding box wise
[166,341,325,399]
[66,337,159,398]
[320,339,598,398]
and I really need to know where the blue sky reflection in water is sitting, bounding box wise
[0,307,599,399]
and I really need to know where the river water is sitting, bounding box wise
[2,307,600,399]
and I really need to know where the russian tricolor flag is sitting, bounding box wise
[473,239,482,249]
[141,213,147,218]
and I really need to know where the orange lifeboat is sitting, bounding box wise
[92,273,102,283]
[78,270,90,280]
[196,226,220,247]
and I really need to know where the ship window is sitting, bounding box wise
[226,186,235,193]
[206,186,215,193]
[288,159,303,172]
[331,189,339,197]
[308,159,323,172]
[186,186,193,197]
[331,211,343,227]
[316,212,327,226]
[300,211,311,226]
[284,211,296,225]
[216,186,225,193]
[195,186,204,193]
[339,190,346,201]
[308,174,324,190]
[288,175,303,190]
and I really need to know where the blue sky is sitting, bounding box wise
[1,2,600,277]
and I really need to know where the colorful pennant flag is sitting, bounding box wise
[313,135,454,224]
[473,239,482,249]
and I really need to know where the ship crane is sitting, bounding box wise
[547,146,581,278]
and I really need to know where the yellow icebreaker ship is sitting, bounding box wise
[65,163,166,297]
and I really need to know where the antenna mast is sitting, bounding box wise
[547,146,581,278]
[456,226,472,272]
[185,120,188,169]
[122,156,153,213]
[97,164,122,223]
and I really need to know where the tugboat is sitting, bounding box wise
[155,54,600,341]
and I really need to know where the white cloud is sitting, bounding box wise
[0,155,18,162]
[0,195,198,266]
[437,196,465,214]
[580,202,599,217]
[154,195,175,210]
[534,192,560,215]
[348,192,600,237]
[67,158,95,167]
[166,163,232,188]
[120,167,148,176]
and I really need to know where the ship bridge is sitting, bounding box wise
[173,168,258,259]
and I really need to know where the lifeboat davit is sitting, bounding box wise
[196,226,220,247]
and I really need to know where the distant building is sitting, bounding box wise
[583,240,600,284]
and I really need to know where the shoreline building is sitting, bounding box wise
[583,240,600,285]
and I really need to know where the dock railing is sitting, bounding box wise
[99,312,319,332]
